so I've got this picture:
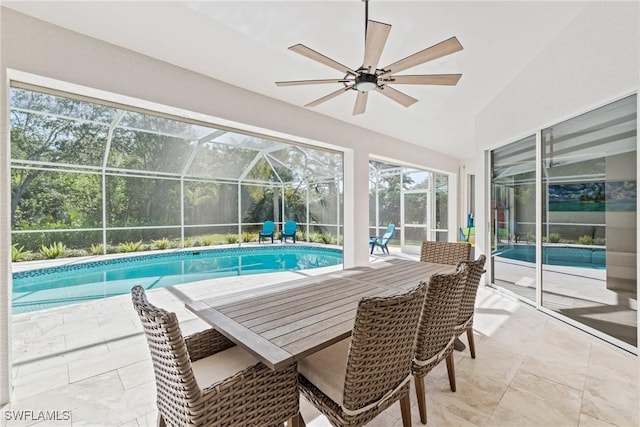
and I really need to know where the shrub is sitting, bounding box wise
[593,237,606,246]
[201,236,215,246]
[309,232,322,243]
[526,232,536,242]
[242,232,257,243]
[11,244,28,262]
[106,245,120,254]
[578,235,593,245]
[66,249,89,258]
[152,238,170,250]
[319,232,333,244]
[548,232,561,243]
[225,234,239,244]
[119,240,143,252]
[90,244,104,255]
[40,242,67,259]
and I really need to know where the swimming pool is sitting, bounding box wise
[12,245,343,314]
[494,245,606,269]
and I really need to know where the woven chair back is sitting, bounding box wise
[342,282,427,413]
[420,241,471,265]
[414,266,468,374]
[131,286,200,424]
[456,255,487,326]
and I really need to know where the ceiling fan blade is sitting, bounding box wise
[375,85,418,107]
[382,74,462,85]
[276,79,351,87]
[381,36,463,75]
[362,20,392,70]
[289,44,358,76]
[305,85,354,108]
[353,91,368,115]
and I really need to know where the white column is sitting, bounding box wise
[1,68,12,404]
[342,148,369,268]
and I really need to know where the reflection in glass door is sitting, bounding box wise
[490,135,537,302]
[489,95,637,350]
[541,95,637,347]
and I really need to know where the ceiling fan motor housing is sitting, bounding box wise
[354,73,378,91]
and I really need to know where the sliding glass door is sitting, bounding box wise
[489,94,637,349]
[490,135,537,302]
[541,95,637,347]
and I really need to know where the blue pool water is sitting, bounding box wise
[12,245,343,314]
[494,245,605,269]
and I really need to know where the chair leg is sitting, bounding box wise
[400,394,412,427]
[414,375,427,424]
[288,413,301,427]
[446,352,456,392]
[466,326,476,359]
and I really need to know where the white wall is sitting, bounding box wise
[0,7,460,403]
[473,1,639,348]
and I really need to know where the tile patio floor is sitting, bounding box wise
[2,253,638,426]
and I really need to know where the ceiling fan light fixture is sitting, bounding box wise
[354,73,378,91]
[276,0,463,114]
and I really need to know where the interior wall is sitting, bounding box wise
[473,1,639,347]
[0,7,461,404]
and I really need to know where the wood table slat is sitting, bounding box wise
[222,279,371,321]
[187,260,456,371]
[185,301,293,371]
[238,282,377,327]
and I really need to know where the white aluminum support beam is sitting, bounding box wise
[181,130,226,178]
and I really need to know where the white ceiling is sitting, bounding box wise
[3,1,589,159]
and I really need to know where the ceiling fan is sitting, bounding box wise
[276,0,463,115]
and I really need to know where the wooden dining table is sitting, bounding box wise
[186,258,455,371]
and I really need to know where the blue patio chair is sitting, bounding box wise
[370,224,395,254]
[281,220,298,243]
[258,220,275,243]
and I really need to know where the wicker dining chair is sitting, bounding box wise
[454,255,487,360]
[298,282,428,427]
[412,266,468,424]
[131,286,299,427]
[419,241,471,265]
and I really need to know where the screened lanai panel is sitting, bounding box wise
[184,181,239,225]
[108,127,195,174]
[374,170,401,227]
[403,170,430,190]
[241,184,277,228]
[105,175,181,227]
[187,141,258,180]
[118,111,215,140]
[10,87,117,125]
[268,148,343,182]
[11,111,109,167]
[246,157,280,183]
[212,133,279,151]
[11,170,102,230]
[307,181,339,226]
